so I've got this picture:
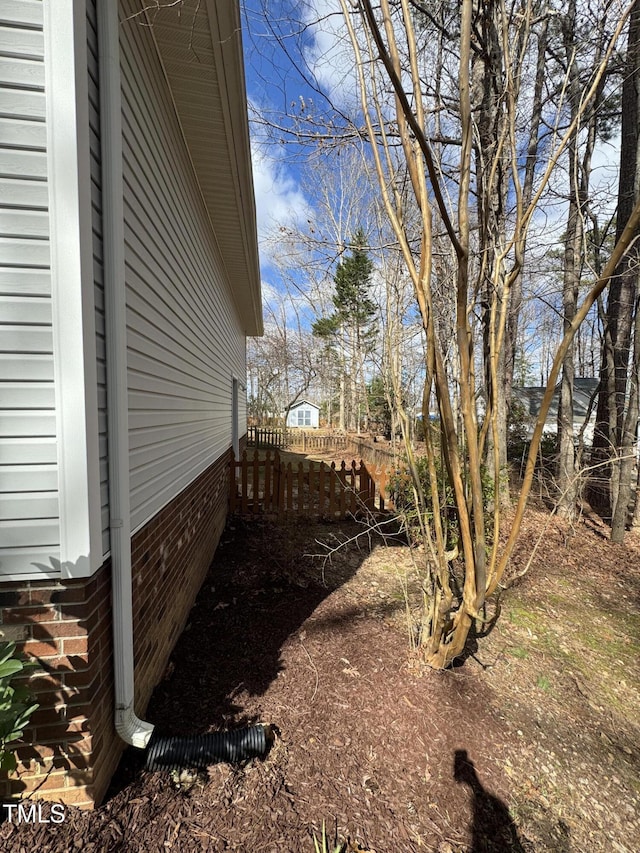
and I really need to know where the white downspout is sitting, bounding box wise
[97,0,154,749]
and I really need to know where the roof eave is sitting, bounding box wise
[149,0,263,336]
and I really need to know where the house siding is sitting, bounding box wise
[86,0,110,558]
[1,0,257,809]
[0,0,61,576]
[120,3,246,532]
[0,446,231,807]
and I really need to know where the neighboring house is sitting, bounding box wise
[286,400,320,429]
[0,0,261,807]
[513,378,599,443]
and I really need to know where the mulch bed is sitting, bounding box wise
[1,510,638,852]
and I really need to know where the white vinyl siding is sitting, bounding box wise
[120,4,246,532]
[0,0,61,577]
[87,0,109,557]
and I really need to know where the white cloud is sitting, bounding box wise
[588,135,620,216]
[301,0,357,108]
[250,140,311,262]
[527,131,621,258]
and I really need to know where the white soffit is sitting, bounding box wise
[147,0,262,335]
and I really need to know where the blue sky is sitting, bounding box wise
[239,0,622,386]
[240,1,363,278]
[241,1,317,271]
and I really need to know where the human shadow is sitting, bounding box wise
[454,749,525,852]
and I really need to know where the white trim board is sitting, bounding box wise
[43,0,102,579]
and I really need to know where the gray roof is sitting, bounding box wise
[288,400,320,411]
[513,378,598,423]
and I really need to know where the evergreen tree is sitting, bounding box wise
[332,228,376,328]
[313,230,377,431]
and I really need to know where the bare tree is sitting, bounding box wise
[554,0,610,516]
[610,0,640,540]
[335,0,638,667]
[247,290,319,424]
[591,0,640,525]
[245,0,639,663]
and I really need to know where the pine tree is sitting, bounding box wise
[313,229,377,431]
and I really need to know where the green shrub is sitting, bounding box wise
[389,453,495,545]
[0,641,39,773]
[507,399,530,461]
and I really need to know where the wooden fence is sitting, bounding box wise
[230,449,392,520]
[342,437,398,470]
[287,432,349,453]
[247,426,289,449]
[286,431,399,467]
[248,427,402,470]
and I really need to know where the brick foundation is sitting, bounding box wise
[0,447,233,808]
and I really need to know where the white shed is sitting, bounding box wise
[286,400,320,428]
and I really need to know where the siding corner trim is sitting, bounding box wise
[43,0,102,579]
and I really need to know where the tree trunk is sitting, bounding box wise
[632,463,640,528]
[473,0,509,506]
[557,0,602,517]
[557,156,580,518]
[611,292,640,541]
[504,14,548,413]
[590,0,640,512]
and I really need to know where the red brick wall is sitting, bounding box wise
[130,447,230,711]
[0,566,115,807]
[0,447,233,808]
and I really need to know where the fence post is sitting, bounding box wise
[359,460,369,510]
[329,462,337,517]
[296,461,305,514]
[278,457,286,521]
[286,462,293,516]
[318,462,326,517]
[339,461,347,517]
[308,462,316,516]
[241,450,248,514]
[264,450,272,512]
[272,450,280,513]
[229,447,237,512]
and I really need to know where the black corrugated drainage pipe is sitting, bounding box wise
[145,724,274,772]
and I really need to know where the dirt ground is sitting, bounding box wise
[1,505,639,852]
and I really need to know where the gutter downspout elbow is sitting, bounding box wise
[97,0,154,751]
[116,704,154,750]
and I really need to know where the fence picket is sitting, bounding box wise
[241,451,249,514]
[339,462,347,517]
[318,462,326,516]
[278,459,285,521]
[231,449,392,520]
[329,462,337,517]
[229,449,237,513]
[286,462,293,513]
[297,461,304,514]
[308,463,316,515]
[264,451,272,512]
[252,453,260,513]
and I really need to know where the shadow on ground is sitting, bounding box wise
[107,515,405,798]
[454,749,526,852]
